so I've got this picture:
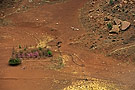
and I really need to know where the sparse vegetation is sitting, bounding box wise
[0,18,10,26]
[80,0,135,63]
[11,45,53,59]
[24,48,27,51]
[107,23,112,30]
[0,0,21,9]
[8,58,21,66]
[38,47,42,50]
[47,50,52,57]
[109,0,114,5]
[19,45,21,49]
[51,56,64,69]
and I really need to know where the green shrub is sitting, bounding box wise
[24,48,26,51]
[47,50,52,57]
[19,45,21,49]
[38,47,42,50]
[109,0,114,5]
[107,23,112,30]
[9,58,21,66]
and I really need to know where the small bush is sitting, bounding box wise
[47,50,52,57]
[19,45,21,49]
[109,0,114,5]
[38,47,42,50]
[24,48,27,51]
[9,58,21,66]
[107,23,112,30]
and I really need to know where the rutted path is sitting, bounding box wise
[0,0,135,90]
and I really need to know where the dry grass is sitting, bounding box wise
[63,78,120,90]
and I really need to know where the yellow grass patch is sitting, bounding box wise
[63,78,120,90]
[37,35,54,48]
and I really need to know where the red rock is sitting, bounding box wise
[121,21,131,30]
[109,25,120,34]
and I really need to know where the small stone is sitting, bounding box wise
[100,36,103,38]
[123,0,128,4]
[109,25,120,34]
[71,26,79,31]
[112,40,116,42]
[130,1,133,4]
[90,45,94,49]
[22,67,26,70]
[104,17,110,21]
[121,21,131,30]
[123,41,128,44]
[89,9,94,13]
[117,63,120,66]
[17,8,21,11]
[13,38,15,41]
[29,0,33,2]
[114,18,122,25]
[92,2,95,4]
[119,4,123,8]
[84,78,88,81]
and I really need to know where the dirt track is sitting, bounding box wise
[1,0,135,90]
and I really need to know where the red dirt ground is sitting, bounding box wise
[1,0,135,90]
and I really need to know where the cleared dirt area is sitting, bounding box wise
[0,0,135,90]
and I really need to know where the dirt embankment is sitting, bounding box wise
[79,0,135,62]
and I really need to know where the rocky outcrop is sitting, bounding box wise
[109,25,120,34]
[121,21,131,31]
[114,18,121,25]
[109,18,131,34]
